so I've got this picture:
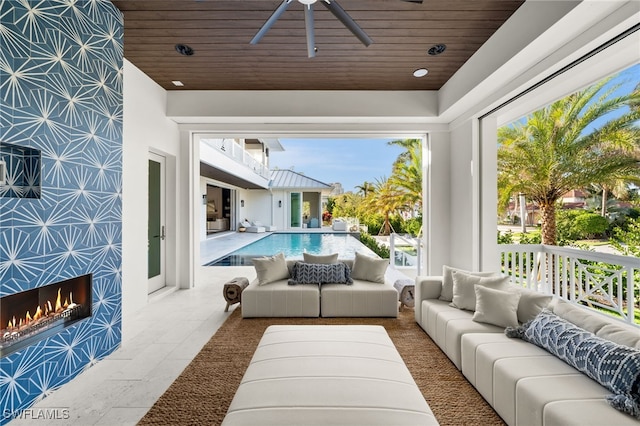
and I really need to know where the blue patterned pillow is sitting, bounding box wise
[288,262,353,285]
[506,309,640,419]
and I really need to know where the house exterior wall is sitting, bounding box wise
[0,1,123,420]
[122,60,180,318]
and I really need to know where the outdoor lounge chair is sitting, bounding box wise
[332,220,347,231]
[252,220,276,232]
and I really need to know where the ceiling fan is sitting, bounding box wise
[250,0,424,58]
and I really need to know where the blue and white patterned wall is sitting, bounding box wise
[0,0,123,422]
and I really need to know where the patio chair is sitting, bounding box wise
[251,220,276,232]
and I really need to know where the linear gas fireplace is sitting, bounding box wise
[0,274,92,358]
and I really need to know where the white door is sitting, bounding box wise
[148,152,166,294]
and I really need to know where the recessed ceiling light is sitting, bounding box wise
[413,68,428,78]
[172,81,184,87]
[175,44,194,56]
[428,44,447,56]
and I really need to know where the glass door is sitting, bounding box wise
[290,192,301,228]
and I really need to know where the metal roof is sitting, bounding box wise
[270,169,332,190]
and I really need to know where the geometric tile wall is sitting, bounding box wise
[0,1,123,422]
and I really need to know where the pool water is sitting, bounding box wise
[206,233,376,266]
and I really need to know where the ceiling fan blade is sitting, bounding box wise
[250,0,293,45]
[304,5,316,58]
[401,0,424,3]
[321,1,372,47]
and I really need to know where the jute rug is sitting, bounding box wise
[138,308,504,426]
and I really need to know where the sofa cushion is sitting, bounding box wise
[451,271,510,311]
[440,265,498,302]
[552,299,610,334]
[508,309,640,419]
[242,280,320,318]
[510,286,553,324]
[472,286,521,328]
[350,251,387,283]
[597,323,640,349]
[253,252,289,285]
[288,262,352,285]
[320,280,398,318]
[303,252,339,264]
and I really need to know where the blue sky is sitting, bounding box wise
[270,138,405,192]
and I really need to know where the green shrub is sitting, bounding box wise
[518,231,542,244]
[556,210,608,240]
[498,230,514,244]
[359,232,390,258]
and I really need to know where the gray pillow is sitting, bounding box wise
[510,286,553,324]
[450,270,510,311]
[440,265,497,302]
[303,252,339,264]
[473,286,521,328]
[252,252,289,286]
[350,252,388,283]
[288,262,352,285]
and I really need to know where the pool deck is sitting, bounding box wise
[200,227,358,265]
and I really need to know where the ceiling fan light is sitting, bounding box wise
[428,44,447,56]
[299,0,317,4]
[413,68,428,78]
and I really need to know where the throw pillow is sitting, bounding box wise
[451,271,510,311]
[288,262,353,285]
[440,265,498,302]
[506,309,640,419]
[553,299,610,334]
[350,251,388,283]
[597,324,640,349]
[509,286,553,324]
[473,286,521,328]
[252,252,289,286]
[303,252,339,264]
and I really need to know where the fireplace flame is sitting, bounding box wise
[33,306,43,321]
[55,288,62,312]
[2,287,81,337]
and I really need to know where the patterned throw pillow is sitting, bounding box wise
[506,309,640,419]
[288,262,353,285]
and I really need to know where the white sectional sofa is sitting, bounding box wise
[242,252,399,318]
[415,269,640,426]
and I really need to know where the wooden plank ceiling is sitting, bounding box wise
[112,0,524,91]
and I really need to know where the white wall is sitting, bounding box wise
[122,59,180,327]
[448,120,475,271]
[243,190,273,225]
[426,131,451,274]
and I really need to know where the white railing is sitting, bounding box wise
[390,233,423,276]
[202,138,269,178]
[243,151,269,179]
[499,244,640,326]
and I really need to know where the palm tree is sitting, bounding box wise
[389,140,423,213]
[498,78,640,245]
[364,177,406,235]
[355,181,375,197]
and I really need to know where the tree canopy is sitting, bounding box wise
[498,77,640,245]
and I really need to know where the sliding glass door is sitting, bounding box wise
[290,192,301,228]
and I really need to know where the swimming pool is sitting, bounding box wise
[205,233,376,266]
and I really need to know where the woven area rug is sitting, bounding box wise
[138,308,504,426]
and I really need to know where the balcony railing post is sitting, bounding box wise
[390,233,396,269]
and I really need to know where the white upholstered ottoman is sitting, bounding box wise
[222,325,438,425]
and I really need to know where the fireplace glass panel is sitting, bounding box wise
[0,274,92,357]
